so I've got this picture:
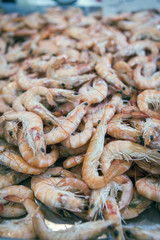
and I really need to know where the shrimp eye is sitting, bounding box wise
[47,121,53,126]
[139,135,144,145]
[150,135,154,140]
[125,230,133,237]
[61,83,65,87]
[74,92,78,95]
[52,54,56,56]
[84,102,88,106]
[90,204,94,209]
[41,148,45,153]
[9,131,13,136]
[108,224,114,230]
[29,49,33,56]
[84,205,89,211]
[158,150,160,153]
[113,229,119,238]
[132,86,136,90]
[122,87,126,90]
[116,91,122,94]
[97,120,100,124]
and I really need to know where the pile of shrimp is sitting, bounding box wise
[0,7,160,240]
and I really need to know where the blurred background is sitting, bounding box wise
[0,0,102,14]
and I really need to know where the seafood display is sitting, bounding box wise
[0,6,159,240]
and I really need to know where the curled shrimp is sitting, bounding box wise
[79,78,108,104]
[113,61,135,87]
[0,146,45,174]
[130,27,160,42]
[114,40,158,61]
[100,140,160,182]
[134,64,160,90]
[18,129,59,168]
[136,177,160,202]
[0,202,26,218]
[33,212,114,240]
[0,166,28,189]
[12,93,26,111]
[0,95,11,113]
[21,86,60,126]
[61,120,93,148]
[45,102,88,145]
[63,154,84,169]
[114,175,133,210]
[0,197,43,239]
[95,63,130,95]
[137,90,160,119]
[82,94,122,190]
[0,111,45,156]
[107,113,140,142]
[2,81,22,105]
[31,175,90,213]
[0,185,34,204]
[121,188,152,220]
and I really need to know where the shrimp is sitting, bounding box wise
[49,88,80,103]
[0,111,45,155]
[31,176,89,213]
[130,27,160,42]
[16,68,75,90]
[12,93,26,111]
[114,175,133,210]
[107,113,140,142]
[134,64,160,90]
[124,224,160,240]
[137,90,160,119]
[100,140,160,182]
[0,147,45,174]
[82,94,122,190]
[0,95,11,113]
[121,188,151,219]
[88,181,121,220]
[33,212,114,240]
[114,40,158,61]
[21,86,60,126]
[0,62,18,78]
[58,143,89,158]
[5,45,28,63]
[0,185,34,204]
[135,160,160,175]
[79,78,108,104]
[0,198,43,239]
[24,56,55,73]
[95,63,130,95]
[53,100,80,117]
[103,196,125,240]
[18,129,59,168]
[45,102,88,145]
[63,155,84,169]
[61,120,93,149]
[2,81,22,105]
[113,61,135,87]
[4,121,18,146]
[0,166,28,189]
[136,177,160,202]
[0,202,26,218]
